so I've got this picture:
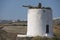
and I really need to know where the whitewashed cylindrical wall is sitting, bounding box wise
[27,8,53,38]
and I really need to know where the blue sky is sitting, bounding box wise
[0,0,60,20]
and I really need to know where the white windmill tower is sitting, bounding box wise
[17,3,53,38]
[23,3,53,38]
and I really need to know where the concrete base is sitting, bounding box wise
[16,35,33,40]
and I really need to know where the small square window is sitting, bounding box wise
[43,10,45,13]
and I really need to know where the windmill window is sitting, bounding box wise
[46,25,49,33]
[43,10,45,13]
